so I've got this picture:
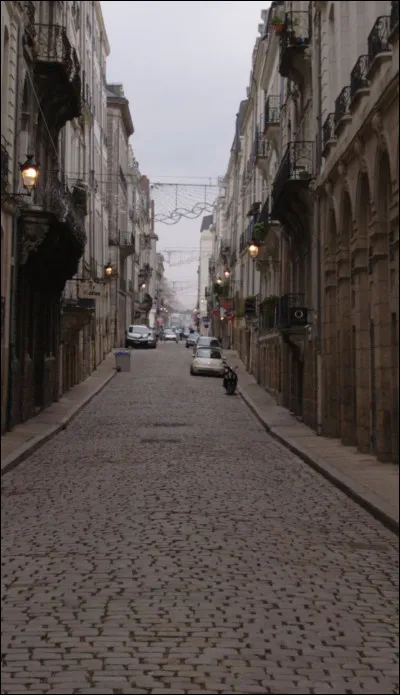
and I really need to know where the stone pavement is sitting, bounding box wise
[224,351,399,535]
[1,352,116,476]
[1,344,399,694]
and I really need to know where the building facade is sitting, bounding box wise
[206,0,399,464]
[1,1,160,434]
[198,214,213,335]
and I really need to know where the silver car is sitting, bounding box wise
[126,325,152,348]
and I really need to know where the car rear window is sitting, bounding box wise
[196,348,222,359]
[129,326,148,334]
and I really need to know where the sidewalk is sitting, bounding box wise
[225,350,399,535]
[1,352,116,476]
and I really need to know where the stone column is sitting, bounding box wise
[337,248,356,445]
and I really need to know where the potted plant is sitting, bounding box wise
[271,15,285,34]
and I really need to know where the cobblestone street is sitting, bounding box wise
[1,344,399,694]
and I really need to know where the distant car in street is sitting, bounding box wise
[186,332,200,348]
[164,329,178,342]
[182,328,190,338]
[190,346,225,377]
[126,325,153,349]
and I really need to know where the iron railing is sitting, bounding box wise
[35,178,86,247]
[272,141,313,205]
[351,55,370,101]
[334,85,351,130]
[33,24,80,88]
[391,1,399,33]
[119,231,135,248]
[280,11,311,62]
[263,95,280,131]
[368,16,391,64]
[322,113,336,153]
[1,136,10,185]
[253,133,270,159]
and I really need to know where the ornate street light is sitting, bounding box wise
[224,268,231,279]
[248,241,260,260]
[217,277,222,285]
[104,261,113,277]
[20,155,40,193]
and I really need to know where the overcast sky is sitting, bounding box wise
[101,0,271,308]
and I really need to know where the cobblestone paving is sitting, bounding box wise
[1,344,399,694]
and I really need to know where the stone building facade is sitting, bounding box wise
[206,0,399,464]
[317,0,399,462]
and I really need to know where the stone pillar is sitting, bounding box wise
[337,248,356,445]
[323,260,338,437]
[352,248,370,453]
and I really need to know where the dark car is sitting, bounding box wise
[186,332,200,348]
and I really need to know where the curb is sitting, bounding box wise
[1,369,117,477]
[238,385,399,537]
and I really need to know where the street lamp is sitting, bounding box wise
[104,261,113,278]
[224,268,231,279]
[248,241,260,261]
[217,277,222,285]
[20,155,40,193]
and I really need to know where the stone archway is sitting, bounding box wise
[370,148,395,460]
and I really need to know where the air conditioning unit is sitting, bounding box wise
[289,307,308,326]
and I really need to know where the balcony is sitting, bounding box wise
[253,130,272,179]
[33,24,82,126]
[263,95,280,137]
[277,293,308,331]
[368,16,392,73]
[350,55,370,105]
[20,177,86,293]
[279,11,311,84]
[1,136,10,190]
[271,141,313,218]
[390,1,399,41]
[119,231,135,259]
[334,85,351,134]
[322,113,336,157]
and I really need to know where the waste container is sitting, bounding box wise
[114,349,131,373]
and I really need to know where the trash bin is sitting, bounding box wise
[114,349,131,372]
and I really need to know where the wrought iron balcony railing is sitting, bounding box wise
[350,55,370,101]
[119,231,135,248]
[253,133,270,159]
[263,95,280,131]
[35,178,86,248]
[282,11,311,47]
[23,1,36,45]
[272,141,313,205]
[391,1,399,33]
[322,113,336,154]
[334,85,351,131]
[368,16,391,64]
[1,136,10,186]
[34,24,80,87]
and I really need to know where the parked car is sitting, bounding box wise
[195,336,220,352]
[148,329,157,349]
[190,347,225,377]
[125,325,153,348]
[164,329,178,342]
[186,332,200,348]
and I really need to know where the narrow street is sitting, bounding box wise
[1,344,399,695]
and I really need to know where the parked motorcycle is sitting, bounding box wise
[223,364,238,395]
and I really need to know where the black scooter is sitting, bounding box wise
[223,364,238,395]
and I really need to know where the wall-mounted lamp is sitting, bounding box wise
[248,242,260,260]
[104,261,113,278]
[224,268,231,279]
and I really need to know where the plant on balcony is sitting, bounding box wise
[271,15,285,33]
[253,222,266,242]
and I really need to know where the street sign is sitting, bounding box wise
[202,316,211,324]
[78,280,102,299]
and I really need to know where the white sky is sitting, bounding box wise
[101,1,271,308]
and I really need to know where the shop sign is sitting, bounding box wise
[79,281,102,299]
